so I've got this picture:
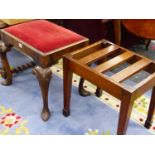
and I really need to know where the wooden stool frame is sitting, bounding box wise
[0,28,89,121]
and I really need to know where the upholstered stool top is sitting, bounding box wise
[3,20,86,53]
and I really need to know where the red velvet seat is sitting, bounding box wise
[4,19,85,53]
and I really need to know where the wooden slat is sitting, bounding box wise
[111,59,151,82]
[67,57,130,99]
[93,51,135,73]
[78,45,119,64]
[132,73,155,99]
[72,41,104,59]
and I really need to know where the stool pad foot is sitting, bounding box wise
[41,109,50,121]
[144,120,152,129]
[63,109,70,117]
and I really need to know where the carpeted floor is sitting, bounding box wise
[0,41,155,135]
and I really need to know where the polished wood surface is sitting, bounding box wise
[94,52,135,73]
[78,45,119,64]
[122,19,155,40]
[63,39,155,135]
[145,87,155,128]
[111,59,151,83]
[0,41,12,85]
[114,19,155,46]
[32,66,52,121]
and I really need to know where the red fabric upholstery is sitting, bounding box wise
[4,20,86,53]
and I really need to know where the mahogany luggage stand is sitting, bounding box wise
[0,19,90,121]
[63,39,155,135]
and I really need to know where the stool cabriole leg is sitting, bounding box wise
[117,93,134,135]
[95,87,102,97]
[0,41,12,85]
[33,66,52,121]
[63,57,73,117]
[144,87,155,129]
[78,78,91,96]
[79,78,102,97]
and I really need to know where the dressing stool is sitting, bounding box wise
[0,19,89,121]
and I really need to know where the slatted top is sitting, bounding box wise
[70,39,155,93]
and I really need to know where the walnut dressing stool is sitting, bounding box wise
[0,20,89,121]
[63,39,155,135]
